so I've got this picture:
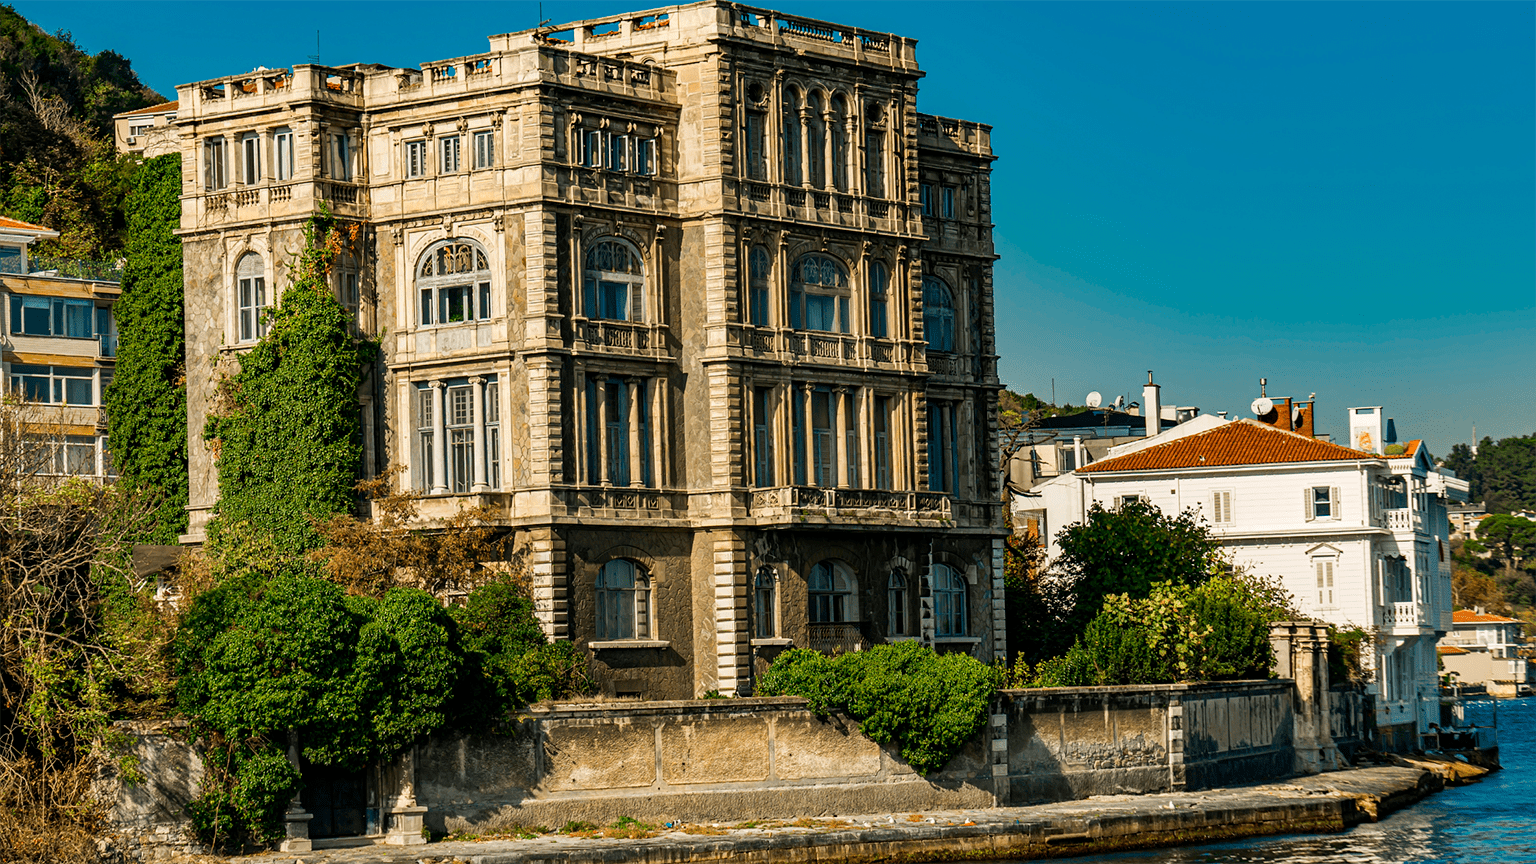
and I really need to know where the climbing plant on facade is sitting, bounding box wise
[103,153,186,542]
[203,210,370,555]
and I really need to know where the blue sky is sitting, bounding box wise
[19,1,1533,454]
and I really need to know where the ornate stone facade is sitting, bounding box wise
[174,1,1003,698]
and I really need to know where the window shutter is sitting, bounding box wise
[630,281,644,322]
[1331,487,1342,520]
[1303,488,1314,522]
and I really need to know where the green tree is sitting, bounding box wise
[1441,442,1481,502]
[203,213,371,556]
[104,153,185,541]
[1053,500,1222,636]
[1470,514,1536,574]
[1478,435,1536,515]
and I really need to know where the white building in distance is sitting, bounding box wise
[1015,412,1468,749]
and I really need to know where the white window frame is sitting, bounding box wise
[788,254,850,333]
[473,130,495,169]
[416,240,492,327]
[1306,485,1341,521]
[241,133,262,185]
[440,134,461,173]
[274,129,294,181]
[596,559,653,641]
[1314,556,1337,608]
[204,137,228,190]
[581,237,646,322]
[330,132,352,180]
[235,253,267,343]
[405,140,427,178]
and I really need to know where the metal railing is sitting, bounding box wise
[21,254,124,283]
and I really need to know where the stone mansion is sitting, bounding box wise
[173,2,1004,698]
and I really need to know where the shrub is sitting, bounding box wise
[757,642,1001,774]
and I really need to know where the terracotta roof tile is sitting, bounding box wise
[0,215,53,233]
[116,100,177,117]
[1437,645,1470,655]
[1452,609,1521,624]
[1078,419,1375,474]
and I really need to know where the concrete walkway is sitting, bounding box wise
[231,765,1463,864]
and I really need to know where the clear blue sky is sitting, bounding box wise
[18,0,1534,455]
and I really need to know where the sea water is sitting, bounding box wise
[1074,696,1536,864]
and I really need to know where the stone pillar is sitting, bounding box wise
[627,378,644,487]
[279,730,313,852]
[470,376,488,493]
[430,381,448,494]
[1270,621,1343,775]
[383,745,427,846]
[834,387,850,488]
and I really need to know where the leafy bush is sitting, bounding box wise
[757,642,1001,774]
[451,576,593,719]
[184,741,298,849]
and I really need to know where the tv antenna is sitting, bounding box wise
[308,31,320,65]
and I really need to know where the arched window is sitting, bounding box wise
[887,571,908,637]
[932,564,967,637]
[922,276,955,353]
[417,240,491,326]
[748,246,772,326]
[754,566,777,639]
[236,253,267,342]
[789,254,849,333]
[829,94,848,191]
[868,260,889,338]
[808,559,857,623]
[782,87,802,186]
[582,238,644,322]
[597,559,652,640]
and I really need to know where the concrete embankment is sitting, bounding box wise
[234,765,1472,864]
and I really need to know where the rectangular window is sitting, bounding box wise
[96,307,116,357]
[792,388,807,486]
[440,135,461,173]
[606,379,630,486]
[405,140,427,177]
[941,186,955,219]
[484,378,501,490]
[238,274,267,342]
[868,264,888,339]
[844,396,859,488]
[745,112,767,180]
[473,130,495,169]
[1211,490,1234,525]
[753,387,774,488]
[1315,558,1335,606]
[9,295,95,338]
[415,386,435,492]
[0,245,20,274]
[241,133,261,184]
[635,137,656,175]
[9,364,94,405]
[340,270,359,314]
[811,388,835,487]
[447,385,474,493]
[608,134,629,172]
[580,129,602,168]
[204,138,227,189]
[874,396,892,490]
[331,132,352,180]
[274,130,294,180]
[919,183,933,216]
[928,402,957,495]
[1308,486,1338,520]
[864,131,884,197]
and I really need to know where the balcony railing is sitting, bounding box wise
[1385,601,1424,629]
[1384,508,1424,533]
[16,254,124,283]
[807,623,867,654]
[748,486,951,519]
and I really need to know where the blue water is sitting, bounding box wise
[1076,697,1536,864]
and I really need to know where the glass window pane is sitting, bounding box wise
[65,376,93,405]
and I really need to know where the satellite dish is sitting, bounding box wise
[1113,395,1125,410]
[1293,405,1304,425]
[1251,397,1274,417]
[1085,391,1102,408]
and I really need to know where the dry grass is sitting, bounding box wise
[0,760,106,864]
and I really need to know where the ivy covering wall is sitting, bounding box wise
[104,153,186,542]
[203,213,369,555]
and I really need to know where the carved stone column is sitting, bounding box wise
[383,745,428,845]
[278,729,313,852]
[470,376,488,493]
[1270,621,1343,775]
[429,381,448,495]
[627,378,644,487]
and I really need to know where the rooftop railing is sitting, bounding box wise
[14,254,124,283]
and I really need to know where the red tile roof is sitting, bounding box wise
[1452,609,1521,625]
[1078,419,1376,474]
[116,100,177,117]
[1438,645,1470,655]
[0,215,54,233]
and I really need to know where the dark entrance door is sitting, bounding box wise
[300,761,367,839]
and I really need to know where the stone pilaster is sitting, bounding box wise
[713,531,748,695]
[1271,621,1343,775]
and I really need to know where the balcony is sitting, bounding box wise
[1385,601,1427,632]
[748,486,951,524]
[1384,508,1424,533]
[572,318,673,358]
[806,623,867,654]
[727,180,916,234]
[10,254,123,283]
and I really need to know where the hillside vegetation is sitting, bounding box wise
[0,4,163,258]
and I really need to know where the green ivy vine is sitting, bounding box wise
[103,153,186,542]
[203,209,372,556]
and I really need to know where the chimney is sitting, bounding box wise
[1142,371,1161,438]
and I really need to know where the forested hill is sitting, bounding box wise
[0,4,164,259]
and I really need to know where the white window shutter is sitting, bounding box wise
[1303,488,1314,522]
[1331,486,1342,520]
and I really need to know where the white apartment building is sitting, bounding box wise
[1441,609,1531,697]
[1016,412,1466,748]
